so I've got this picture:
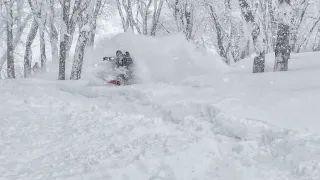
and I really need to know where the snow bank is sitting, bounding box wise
[83,32,228,84]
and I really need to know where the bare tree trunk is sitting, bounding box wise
[70,30,88,80]
[208,4,228,62]
[24,19,38,78]
[297,16,320,53]
[138,0,152,35]
[58,0,90,80]
[59,34,68,80]
[28,0,47,72]
[40,28,47,71]
[238,0,265,73]
[274,0,292,71]
[49,0,59,64]
[117,0,141,33]
[58,0,70,80]
[71,0,103,79]
[267,0,277,51]
[87,0,102,48]
[6,1,15,79]
[150,0,164,36]
[116,0,128,32]
[126,0,141,33]
[314,28,320,51]
[88,21,97,48]
[274,23,290,71]
[0,13,32,72]
[291,2,308,52]
[173,0,181,31]
[167,0,199,40]
[259,0,269,53]
[184,4,193,40]
[124,0,134,31]
[39,2,47,71]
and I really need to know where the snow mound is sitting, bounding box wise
[83,32,228,84]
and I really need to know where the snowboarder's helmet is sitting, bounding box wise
[116,51,123,60]
[116,50,122,56]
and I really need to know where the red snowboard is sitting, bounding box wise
[108,80,121,86]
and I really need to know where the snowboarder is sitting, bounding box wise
[112,50,134,85]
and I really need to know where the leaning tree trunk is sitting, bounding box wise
[49,0,59,64]
[58,0,90,80]
[138,0,152,35]
[6,2,15,79]
[87,0,102,49]
[87,21,97,48]
[208,4,228,63]
[238,0,265,73]
[70,30,89,80]
[0,13,32,73]
[150,0,164,36]
[39,28,47,71]
[116,0,128,32]
[24,19,38,78]
[274,23,290,71]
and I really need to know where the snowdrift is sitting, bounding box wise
[83,32,228,85]
[1,79,320,180]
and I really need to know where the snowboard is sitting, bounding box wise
[108,80,121,86]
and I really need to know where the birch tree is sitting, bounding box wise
[70,0,102,80]
[116,0,140,33]
[0,13,32,74]
[39,2,47,72]
[28,0,48,72]
[296,2,320,52]
[239,0,266,73]
[23,19,38,78]
[116,0,164,36]
[87,0,103,49]
[58,0,90,80]
[166,0,196,40]
[48,0,59,64]
[137,0,152,35]
[274,0,293,71]
[207,3,230,63]
[4,0,15,78]
[150,0,164,36]
[290,0,308,52]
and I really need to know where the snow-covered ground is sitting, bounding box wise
[223,52,320,134]
[1,33,320,180]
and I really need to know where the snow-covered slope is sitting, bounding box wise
[224,52,320,134]
[1,33,320,180]
[1,79,320,180]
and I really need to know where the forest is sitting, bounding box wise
[0,0,319,79]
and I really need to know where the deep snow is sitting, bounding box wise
[1,33,320,180]
[83,32,227,84]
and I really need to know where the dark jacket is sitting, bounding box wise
[116,55,132,69]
